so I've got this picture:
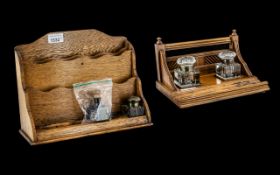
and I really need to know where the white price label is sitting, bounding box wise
[48,33,64,43]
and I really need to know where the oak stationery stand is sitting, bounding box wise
[154,29,270,108]
[15,29,152,145]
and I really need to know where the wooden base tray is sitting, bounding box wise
[157,75,269,108]
[20,115,152,145]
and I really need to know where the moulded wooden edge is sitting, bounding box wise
[20,120,153,145]
[176,82,270,108]
[156,79,270,108]
[37,115,149,141]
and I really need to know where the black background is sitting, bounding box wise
[0,2,278,169]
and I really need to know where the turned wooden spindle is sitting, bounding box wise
[156,37,163,44]
[232,29,237,35]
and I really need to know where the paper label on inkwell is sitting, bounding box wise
[48,33,64,43]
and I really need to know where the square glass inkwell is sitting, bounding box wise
[174,56,200,88]
[216,50,241,80]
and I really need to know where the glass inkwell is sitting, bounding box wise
[121,96,145,117]
[216,50,241,80]
[174,56,200,88]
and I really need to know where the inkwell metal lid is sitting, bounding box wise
[128,96,141,107]
[177,56,196,66]
[218,50,236,61]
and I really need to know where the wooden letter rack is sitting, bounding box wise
[15,29,152,145]
[155,30,270,108]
